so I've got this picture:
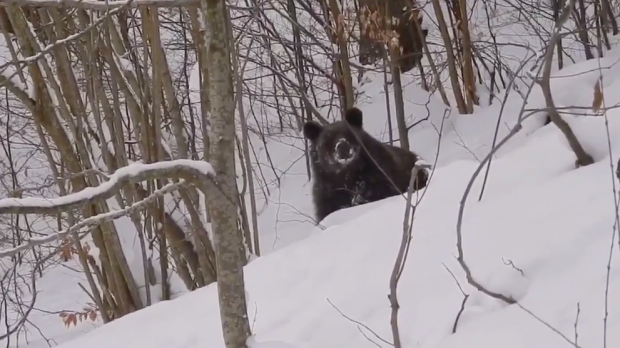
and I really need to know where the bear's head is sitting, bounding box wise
[303,107,365,173]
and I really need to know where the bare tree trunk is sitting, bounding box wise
[454,0,477,111]
[323,0,355,111]
[539,0,594,167]
[431,0,468,114]
[600,0,618,35]
[553,0,565,70]
[410,9,451,106]
[200,0,252,347]
[574,0,594,60]
[388,46,410,151]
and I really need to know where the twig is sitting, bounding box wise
[600,47,620,348]
[0,251,52,340]
[454,46,547,305]
[455,120,522,305]
[78,282,96,304]
[536,0,594,167]
[603,207,616,348]
[0,180,187,259]
[502,258,525,276]
[574,302,580,348]
[0,160,212,215]
[452,294,469,334]
[388,163,429,348]
[0,0,198,9]
[9,169,109,197]
[0,0,134,74]
[0,160,215,259]
[478,54,538,201]
[516,303,582,348]
[442,263,466,296]
[442,263,470,333]
[326,298,393,347]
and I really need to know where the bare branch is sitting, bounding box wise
[516,303,582,348]
[0,181,186,258]
[537,0,594,167]
[0,160,212,215]
[0,180,187,259]
[0,0,199,9]
[0,160,214,260]
[326,298,393,347]
[451,294,469,334]
[388,163,431,348]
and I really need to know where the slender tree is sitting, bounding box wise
[199,0,253,347]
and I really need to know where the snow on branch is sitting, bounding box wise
[0,160,214,259]
[0,159,213,214]
[0,0,200,9]
[0,181,185,258]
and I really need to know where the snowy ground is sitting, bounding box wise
[4,1,620,347]
[10,41,620,348]
[33,65,620,348]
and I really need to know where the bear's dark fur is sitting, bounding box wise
[303,107,429,222]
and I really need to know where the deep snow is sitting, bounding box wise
[3,1,620,347]
[37,110,620,348]
[16,49,620,348]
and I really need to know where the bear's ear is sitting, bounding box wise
[344,107,363,128]
[303,121,323,141]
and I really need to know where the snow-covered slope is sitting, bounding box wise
[47,126,620,348]
[42,52,620,348]
[5,0,620,346]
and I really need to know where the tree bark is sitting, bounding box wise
[200,0,252,347]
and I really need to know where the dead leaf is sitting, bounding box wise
[592,77,604,113]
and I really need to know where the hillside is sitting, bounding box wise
[19,48,620,348]
[1,0,620,347]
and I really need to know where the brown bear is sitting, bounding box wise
[303,106,429,222]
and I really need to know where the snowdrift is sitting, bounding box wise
[9,16,620,348]
[50,84,620,348]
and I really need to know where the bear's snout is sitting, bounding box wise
[334,139,354,163]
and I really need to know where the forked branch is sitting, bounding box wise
[0,160,215,259]
[0,0,199,9]
[537,0,594,167]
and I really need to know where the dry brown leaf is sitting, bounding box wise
[61,313,77,328]
[592,77,604,113]
[58,245,72,262]
[59,307,99,328]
